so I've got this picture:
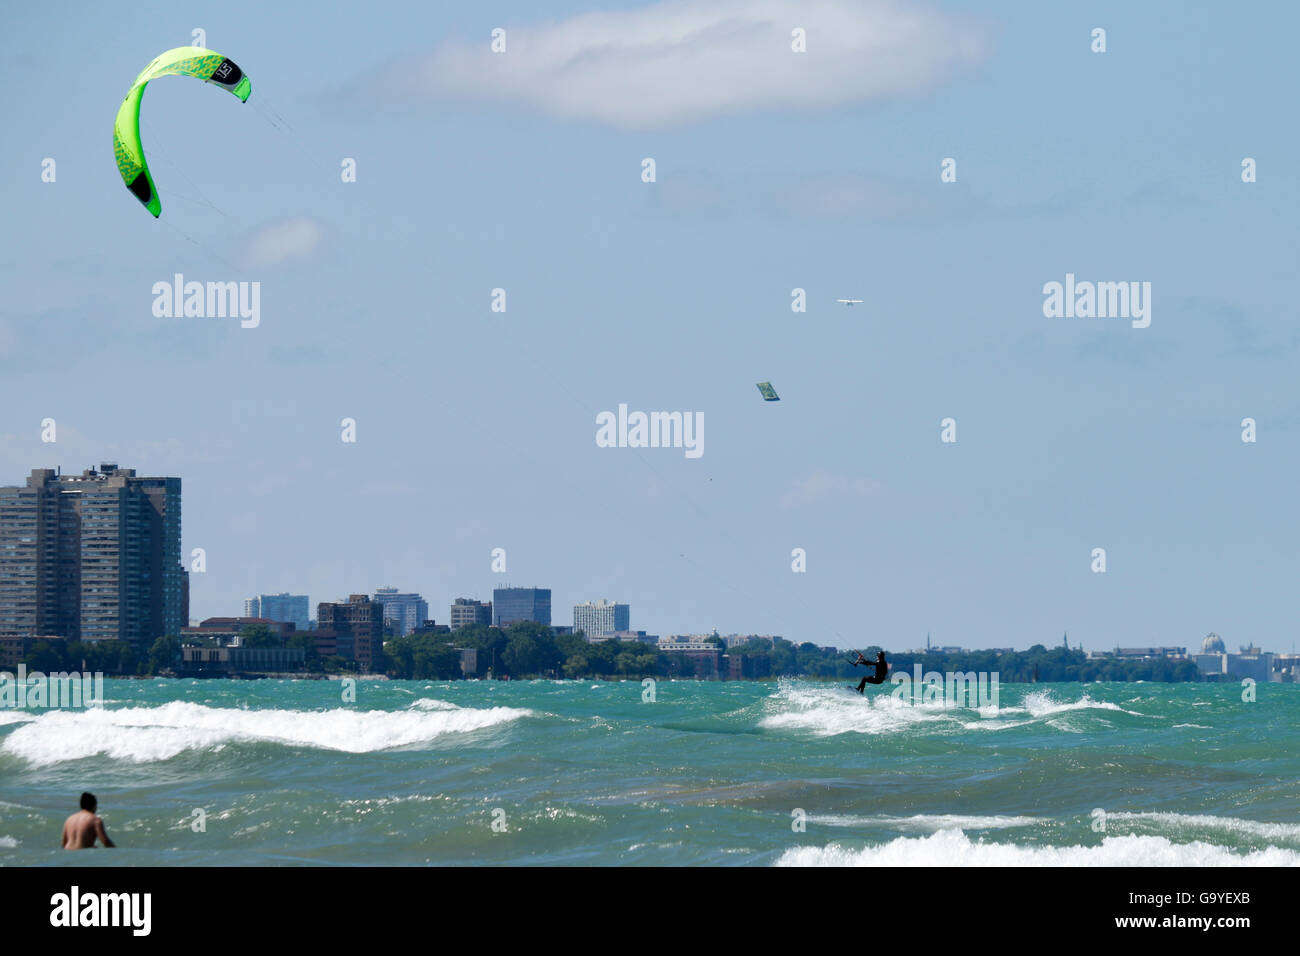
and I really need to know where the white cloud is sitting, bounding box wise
[776,173,942,220]
[379,0,991,129]
[244,218,323,268]
[656,170,730,214]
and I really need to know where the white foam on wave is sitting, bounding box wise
[757,680,1136,737]
[758,680,948,736]
[759,682,1159,737]
[958,718,1031,731]
[0,712,37,727]
[975,703,1026,717]
[775,829,1300,866]
[807,813,1038,831]
[973,692,1141,720]
[0,836,18,848]
[0,699,532,767]
[1106,812,1300,845]
[1020,691,1140,718]
[408,698,462,712]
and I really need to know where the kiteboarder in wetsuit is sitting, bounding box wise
[853,651,889,693]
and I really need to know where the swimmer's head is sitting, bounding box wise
[80,792,97,812]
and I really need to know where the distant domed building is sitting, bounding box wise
[1201,632,1225,654]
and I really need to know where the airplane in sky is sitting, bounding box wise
[836,298,864,306]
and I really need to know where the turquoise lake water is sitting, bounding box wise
[2,677,1297,865]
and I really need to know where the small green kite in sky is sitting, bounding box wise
[113,46,252,217]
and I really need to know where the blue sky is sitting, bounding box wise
[3,1,1297,653]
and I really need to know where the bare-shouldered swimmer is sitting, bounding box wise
[62,792,115,849]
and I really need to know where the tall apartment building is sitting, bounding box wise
[316,594,384,672]
[372,587,428,637]
[492,587,551,627]
[573,600,630,641]
[244,593,310,631]
[449,598,492,630]
[0,465,187,647]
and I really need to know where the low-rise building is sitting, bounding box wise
[180,645,306,676]
[1224,646,1272,682]
[1085,646,1188,661]
[657,638,721,678]
[0,635,23,669]
[723,653,770,680]
[722,633,780,649]
[181,617,296,646]
[1271,654,1300,682]
[1192,635,1273,681]
[0,634,67,669]
[607,630,658,644]
[1113,647,1187,659]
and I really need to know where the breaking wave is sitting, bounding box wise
[806,813,1038,831]
[776,829,1300,866]
[1104,812,1300,846]
[0,699,532,767]
[756,680,1141,736]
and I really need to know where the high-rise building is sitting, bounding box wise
[449,598,492,630]
[492,587,551,627]
[573,600,630,642]
[244,593,310,631]
[0,465,187,647]
[372,587,428,637]
[316,595,384,672]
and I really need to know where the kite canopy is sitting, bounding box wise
[113,46,252,217]
[756,382,780,402]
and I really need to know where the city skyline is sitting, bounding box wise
[3,2,1297,658]
[4,461,1295,657]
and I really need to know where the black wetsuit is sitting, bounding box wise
[854,654,888,693]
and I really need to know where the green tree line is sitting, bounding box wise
[16,629,1211,682]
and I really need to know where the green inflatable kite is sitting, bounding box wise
[113,46,252,217]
